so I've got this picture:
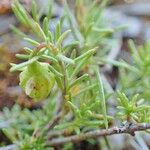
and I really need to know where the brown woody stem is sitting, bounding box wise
[46,123,150,146]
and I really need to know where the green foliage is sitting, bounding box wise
[0,100,55,142]
[54,100,113,132]
[16,135,45,150]
[0,0,149,149]
[116,92,150,122]
[103,39,150,101]
[65,0,109,46]
[117,40,150,101]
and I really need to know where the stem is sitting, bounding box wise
[46,129,73,140]
[59,61,70,112]
[44,51,69,133]
[44,113,62,131]
[46,123,150,146]
[61,62,68,97]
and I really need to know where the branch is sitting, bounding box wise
[44,112,62,131]
[47,128,73,140]
[44,92,63,132]
[46,123,150,146]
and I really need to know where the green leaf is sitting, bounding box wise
[93,27,114,34]
[73,84,97,97]
[68,74,89,90]
[135,106,150,112]
[43,17,49,35]
[55,76,64,90]
[15,54,29,60]
[10,25,27,37]
[117,91,129,108]
[56,30,71,48]
[70,49,77,59]
[74,127,80,135]
[89,112,113,121]
[55,21,61,42]
[84,22,94,37]
[103,59,140,75]
[131,113,139,121]
[63,41,79,53]
[95,67,108,129]
[70,56,90,78]
[31,0,38,22]
[24,37,40,46]
[41,55,58,64]
[83,120,104,126]
[12,3,27,26]
[76,0,82,6]
[35,23,47,40]
[48,65,63,78]
[47,31,53,42]
[58,54,75,65]
[24,47,33,53]
[114,25,128,32]
[13,0,34,28]
[47,0,53,20]
[67,101,80,117]
[54,122,75,130]
[117,106,126,110]
[131,94,139,104]
[10,56,39,72]
[2,128,17,142]
[74,48,97,62]
[128,39,138,55]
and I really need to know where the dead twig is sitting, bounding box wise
[46,123,150,146]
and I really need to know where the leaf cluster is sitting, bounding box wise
[117,40,150,101]
[116,92,150,122]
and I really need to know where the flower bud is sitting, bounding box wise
[19,61,55,101]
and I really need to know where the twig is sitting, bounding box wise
[46,128,73,140]
[46,123,150,146]
[44,90,63,132]
[44,112,62,131]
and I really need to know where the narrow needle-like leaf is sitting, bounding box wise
[10,56,39,72]
[24,37,40,46]
[75,48,97,62]
[96,66,108,129]
[56,30,71,48]
[15,54,29,60]
[48,66,63,78]
[68,74,89,90]
[31,0,38,22]
[58,54,75,65]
